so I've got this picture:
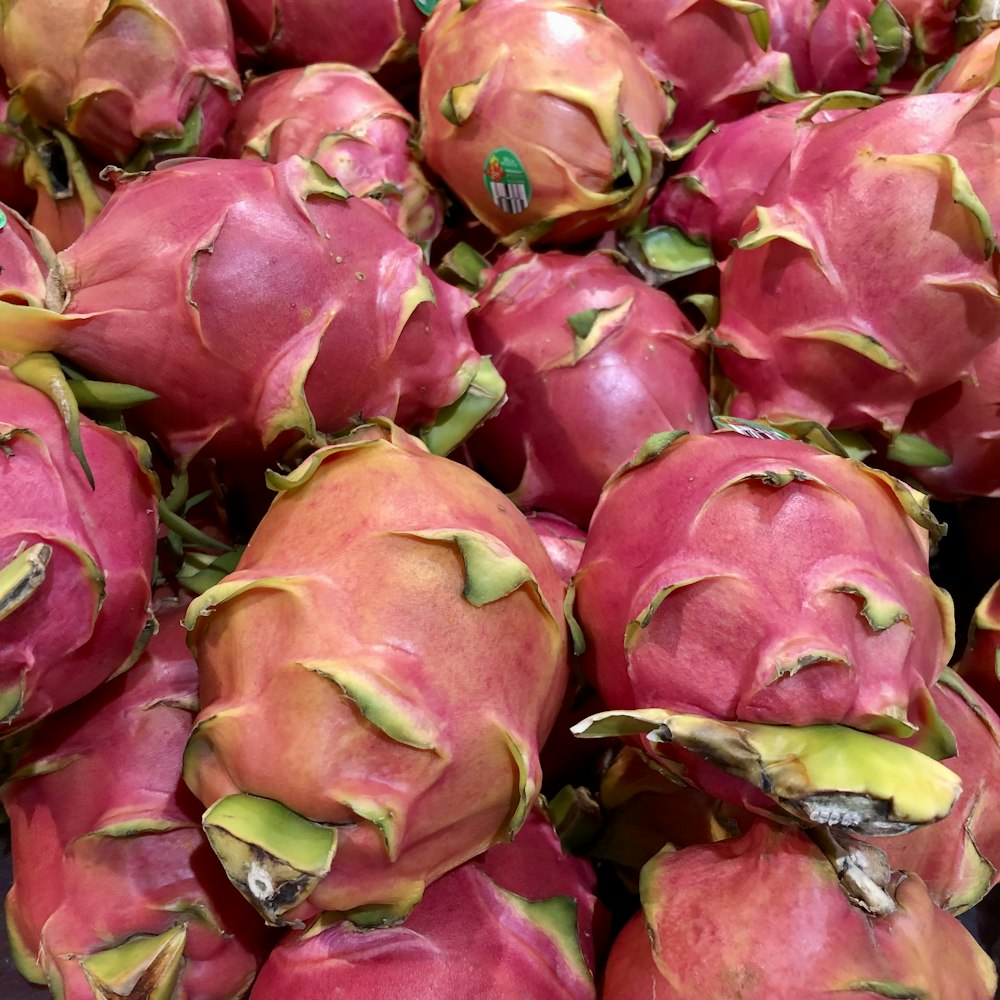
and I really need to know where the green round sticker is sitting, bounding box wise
[483,148,532,214]
[412,0,439,13]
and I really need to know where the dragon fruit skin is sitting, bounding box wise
[17,156,492,468]
[525,512,587,588]
[888,337,1000,501]
[225,64,444,246]
[934,25,1000,91]
[464,248,712,527]
[0,203,53,309]
[183,421,569,926]
[418,0,670,246]
[0,0,242,167]
[1,596,273,1000]
[716,91,1000,434]
[571,430,953,734]
[648,99,861,261]
[225,0,424,74]
[601,0,796,144]
[602,822,998,1000]
[0,366,158,736]
[857,669,1000,914]
[957,580,1000,714]
[249,810,597,1000]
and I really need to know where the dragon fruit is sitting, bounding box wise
[958,580,1000,713]
[225,64,444,245]
[183,420,569,926]
[885,337,1000,500]
[0,363,158,735]
[933,24,1000,91]
[603,821,998,999]
[761,0,910,92]
[716,90,1000,434]
[2,156,501,468]
[0,203,53,310]
[856,669,1000,913]
[463,247,712,527]
[418,0,670,245]
[525,512,587,587]
[249,809,598,999]
[568,426,961,829]
[0,0,242,167]
[1,595,272,999]
[225,0,424,74]
[601,0,797,144]
[0,83,34,216]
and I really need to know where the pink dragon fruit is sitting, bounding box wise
[1,156,502,468]
[958,580,1000,713]
[0,363,158,735]
[0,0,242,167]
[647,95,871,262]
[1,595,273,999]
[933,24,1000,91]
[249,809,598,999]
[418,0,670,245]
[571,427,954,733]
[463,247,713,527]
[601,0,797,144]
[716,90,1000,434]
[0,83,34,217]
[183,420,569,926]
[885,337,1000,500]
[761,0,910,92]
[857,669,1000,914]
[225,63,444,245]
[568,426,962,830]
[603,821,998,999]
[0,203,53,309]
[225,0,424,74]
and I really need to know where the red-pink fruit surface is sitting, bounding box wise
[225,0,424,74]
[571,429,953,733]
[716,92,1000,434]
[249,810,597,999]
[20,156,483,467]
[418,0,669,245]
[934,24,1000,90]
[1,596,273,999]
[762,0,906,92]
[0,84,34,216]
[226,63,443,245]
[892,0,960,61]
[0,205,52,307]
[0,366,158,736]
[890,337,1000,500]
[958,580,1000,714]
[648,98,860,261]
[0,0,241,166]
[603,821,998,999]
[858,669,1000,913]
[464,247,712,526]
[184,421,569,925]
[602,0,795,143]
[526,512,587,588]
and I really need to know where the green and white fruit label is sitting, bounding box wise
[412,0,439,13]
[483,149,531,214]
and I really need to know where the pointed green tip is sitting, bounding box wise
[202,793,338,925]
[79,924,187,1000]
[419,357,507,456]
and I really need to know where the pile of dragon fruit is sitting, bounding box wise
[3,0,1000,996]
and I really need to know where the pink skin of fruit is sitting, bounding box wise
[184,421,569,925]
[601,0,796,143]
[891,337,1000,501]
[0,366,158,736]
[225,0,424,74]
[464,247,712,527]
[249,810,598,1000]
[648,99,858,261]
[716,91,1000,434]
[858,669,1000,914]
[602,821,998,1000]
[225,63,444,245]
[418,0,670,245]
[525,512,587,588]
[958,580,1000,716]
[0,204,53,308]
[1,596,273,1000]
[934,26,1000,92]
[12,156,482,468]
[571,430,954,734]
[0,0,241,166]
